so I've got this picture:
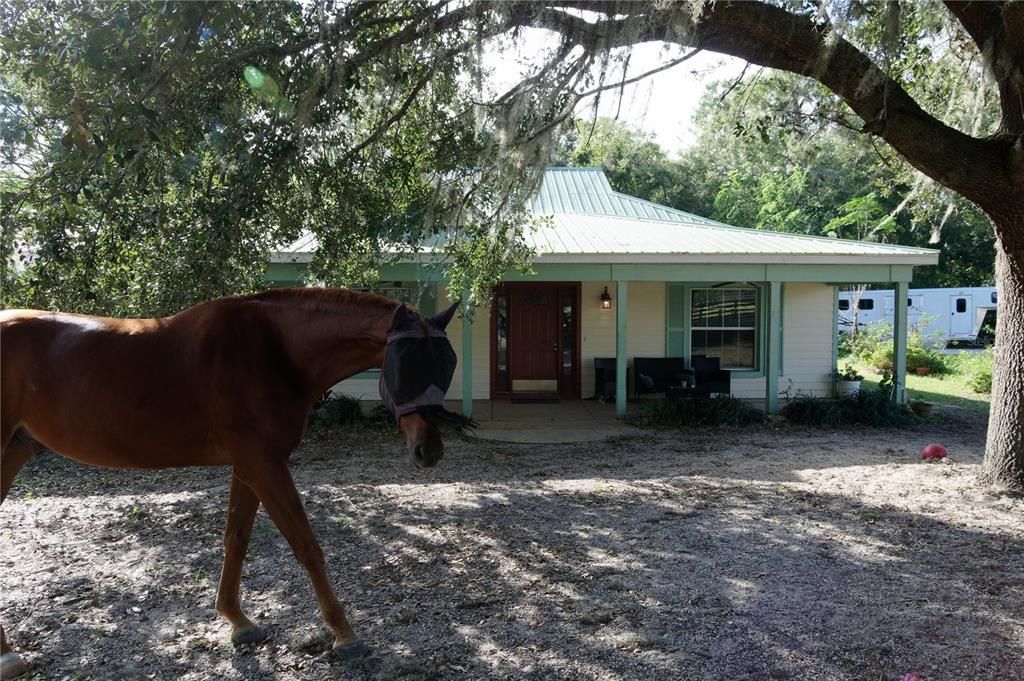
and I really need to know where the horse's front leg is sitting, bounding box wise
[1,430,44,678]
[235,461,368,659]
[215,473,267,646]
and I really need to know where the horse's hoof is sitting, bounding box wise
[0,651,30,678]
[332,639,370,660]
[231,624,268,646]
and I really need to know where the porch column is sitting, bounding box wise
[615,280,629,417]
[892,280,909,404]
[462,294,473,418]
[765,281,782,414]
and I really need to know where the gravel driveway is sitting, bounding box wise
[2,407,1021,680]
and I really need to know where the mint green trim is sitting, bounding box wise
[766,281,782,414]
[350,369,381,380]
[611,264,767,281]
[461,290,473,418]
[418,284,437,315]
[615,281,629,417]
[266,261,919,286]
[831,286,839,396]
[264,262,306,284]
[778,283,785,376]
[666,284,685,361]
[503,264,615,281]
[893,281,909,404]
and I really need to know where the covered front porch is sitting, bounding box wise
[451,265,917,421]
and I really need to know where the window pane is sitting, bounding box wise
[735,330,756,369]
[561,294,574,379]
[691,329,707,354]
[691,289,708,326]
[738,290,756,327]
[723,289,740,327]
[859,298,874,310]
[497,295,508,375]
[707,290,724,327]
[956,298,967,313]
[838,299,849,311]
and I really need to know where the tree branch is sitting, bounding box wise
[516,0,1018,222]
[945,1,1024,133]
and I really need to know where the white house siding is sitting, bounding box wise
[778,282,834,397]
[438,286,491,400]
[580,281,666,398]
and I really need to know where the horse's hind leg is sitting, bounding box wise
[235,462,367,659]
[1,431,39,678]
[215,473,267,646]
[2,429,39,503]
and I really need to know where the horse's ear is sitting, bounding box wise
[428,300,460,330]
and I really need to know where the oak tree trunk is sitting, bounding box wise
[983,235,1024,490]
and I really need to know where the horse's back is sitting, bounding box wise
[1,309,221,466]
[1,304,309,468]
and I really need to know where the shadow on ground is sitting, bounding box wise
[2,412,1020,681]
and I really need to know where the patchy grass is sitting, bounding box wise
[850,359,991,414]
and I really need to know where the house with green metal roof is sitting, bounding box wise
[269,167,939,417]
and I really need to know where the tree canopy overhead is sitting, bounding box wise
[2,0,1022,488]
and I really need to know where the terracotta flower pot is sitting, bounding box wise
[914,367,931,376]
[910,401,933,417]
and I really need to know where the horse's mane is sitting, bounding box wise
[239,287,401,315]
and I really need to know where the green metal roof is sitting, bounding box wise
[529,167,719,225]
[274,167,939,266]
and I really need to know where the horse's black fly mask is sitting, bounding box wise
[379,301,478,430]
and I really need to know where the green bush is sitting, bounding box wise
[952,348,993,393]
[626,396,765,427]
[869,345,894,372]
[781,388,916,427]
[850,321,893,364]
[863,324,949,375]
[308,393,366,429]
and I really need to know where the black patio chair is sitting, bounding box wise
[633,357,692,398]
[593,357,618,403]
[692,355,731,396]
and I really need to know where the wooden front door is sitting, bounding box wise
[492,283,580,397]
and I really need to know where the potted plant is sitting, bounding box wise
[835,364,864,397]
[910,400,934,417]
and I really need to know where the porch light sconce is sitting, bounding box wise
[600,286,612,310]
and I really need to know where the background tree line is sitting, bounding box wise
[557,73,995,289]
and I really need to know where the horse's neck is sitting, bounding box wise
[272,296,393,397]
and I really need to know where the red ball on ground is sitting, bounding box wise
[921,443,948,459]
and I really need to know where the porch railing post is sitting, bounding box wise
[462,292,473,418]
[766,281,782,414]
[893,280,909,404]
[616,280,629,417]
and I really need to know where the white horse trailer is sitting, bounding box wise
[838,287,997,345]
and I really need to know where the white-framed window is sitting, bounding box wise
[691,287,758,370]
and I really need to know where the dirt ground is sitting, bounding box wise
[2,407,1022,681]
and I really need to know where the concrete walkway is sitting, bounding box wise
[452,399,636,444]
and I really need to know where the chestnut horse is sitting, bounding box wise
[0,288,465,677]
